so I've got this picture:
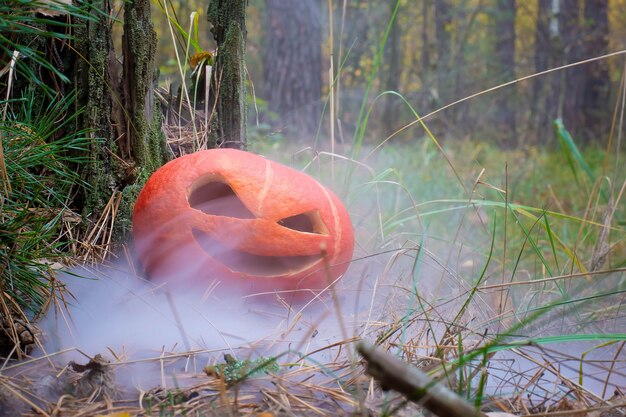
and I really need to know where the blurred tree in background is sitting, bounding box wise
[533,0,561,135]
[382,0,401,137]
[263,0,323,137]
[491,0,516,147]
[435,0,453,107]
[147,0,621,147]
[580,0,610,137]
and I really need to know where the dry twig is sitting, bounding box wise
[357,341,485,417]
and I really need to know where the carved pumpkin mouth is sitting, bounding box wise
[188,177,327,277]
[191,228,322,277]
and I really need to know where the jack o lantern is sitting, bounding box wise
[132,149,354,298]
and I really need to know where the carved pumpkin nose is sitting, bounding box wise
[132,149,354,298]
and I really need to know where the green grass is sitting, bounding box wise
[1,91,90,318]
[0,0,94,96]
[251,130,626,407]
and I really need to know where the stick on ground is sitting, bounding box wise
[356,341,484,417]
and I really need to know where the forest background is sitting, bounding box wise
[1,0,626,415]
[152,0,626,148]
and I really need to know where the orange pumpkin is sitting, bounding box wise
[132,149,354,298]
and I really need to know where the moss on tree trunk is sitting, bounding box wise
[123,0,169,173]
[74,0,118,220]
[116,0,170,240]
[207,0,247,149]
[12,0,167,249]
[74,0,168,244]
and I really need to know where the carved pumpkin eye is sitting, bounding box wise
[188,179,255,219]
[278,211,326,235]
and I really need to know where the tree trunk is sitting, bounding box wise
[123,0,163,168]
[73,0,116,222]
[207,0,248,149]
[559,2,585,135]
[452,3,481,129]
[419,0,431,112]
[382,0,400,137]
[532,0,560,140]
[263,0,322,137]
[581,0,609,138]
[491,0,516,147]
[339,0,370,131]
[73,0,168,243]
[434,0,452,105]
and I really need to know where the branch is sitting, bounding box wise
[356,341,485,417]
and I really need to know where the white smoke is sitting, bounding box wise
[33,254,376,391]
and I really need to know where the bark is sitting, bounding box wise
[491,0,516,147]
[263,0,323,137]
[73,0,167,242]
[117,0,169,238]
[6,1,168,249]
[420,0,430,82]
[581,0,609,138]
[452,4,479,128]
[122,0,162,168]
[415,0,431,109]
[434,0,452,105]
[207,0,248,149]
[560,2,585,136]
[532,0,559,139]
[382,0,400,137]
[336,0,369,131]
[73,0,117,217]
[549,0,610,143]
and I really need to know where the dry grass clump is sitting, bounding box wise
[2,316,624,416]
